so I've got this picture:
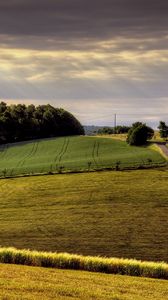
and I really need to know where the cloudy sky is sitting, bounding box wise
[0,0,168,126]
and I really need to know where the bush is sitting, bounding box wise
[127,123,154,146]
[158,121,168,139]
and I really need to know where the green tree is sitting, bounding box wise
[0,102,84,144]
[127,123,154,146]
[158,121,168,139]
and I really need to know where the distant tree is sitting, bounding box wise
[0,102,84,144]
[115,125,130,134]
[127,122,154,146]
[97,125,130,135]
[158,121,168,139]
[98,127,114,134]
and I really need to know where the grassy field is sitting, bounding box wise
[0,169,168,262]
[0,136,166,178]
[0,263,167,300]
[98,131,166,142]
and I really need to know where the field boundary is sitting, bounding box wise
[0,247,167,280]
[0,160,167,180]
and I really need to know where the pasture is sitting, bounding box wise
[0,136,166,178]
[0,169,168,262]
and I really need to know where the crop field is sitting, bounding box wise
[0,136,166,178]
[0,264,167,300]
[0,169,168,262]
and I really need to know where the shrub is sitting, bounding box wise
[127,123,154,146]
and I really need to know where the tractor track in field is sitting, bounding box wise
[92,140,99,168]
[16,142,39,169]
[58,138,69,162]
[54,138,66,163]
[53,138,70,169]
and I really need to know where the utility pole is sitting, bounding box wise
[114,113,117,134]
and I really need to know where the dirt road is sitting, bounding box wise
[156,143,168,158]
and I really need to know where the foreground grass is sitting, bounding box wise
[0,263,167,300]
[0,136,166,178]
[0,169,168,262]
[0,247,168,280]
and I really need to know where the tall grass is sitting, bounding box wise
[0,247,167,280]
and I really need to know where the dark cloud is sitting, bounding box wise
[0,0,168,40]
[0,1,168,126]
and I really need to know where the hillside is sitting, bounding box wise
[0,136,166,178]
[0,170,168,262]
[0,263,167,300]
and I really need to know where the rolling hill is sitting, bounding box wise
[0,136,166,178]
[0,170,168,262]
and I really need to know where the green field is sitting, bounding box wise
[0,263,167,300]
[0,169,168,262]
[0,136,166,177]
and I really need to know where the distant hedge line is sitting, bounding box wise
[0,102,84,143]
[0,247,167,280]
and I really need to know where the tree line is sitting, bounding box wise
[98,121,168,146]
[0,102,84,144]
[127,121,168,145]
[98,125,130,135]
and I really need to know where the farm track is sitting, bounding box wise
[58,138,69,163]
[16,142,38,168]
[53,137,70,170]
[53,138,66,163]
[157,144,168,158]
[92,141,99,168]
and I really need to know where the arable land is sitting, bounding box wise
[0,169,167,262]
[0,136,166,178]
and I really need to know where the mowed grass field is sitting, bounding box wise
[0,136,166,177]
[0,169,168,262]
[0,265,168,300]
[0,264,168,300]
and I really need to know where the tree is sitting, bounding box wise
[97,125,130,135]
[98,127,114,134]
[158,121,168,139]
[127,122,154,146]
[0,102,85,144]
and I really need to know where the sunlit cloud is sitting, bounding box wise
[0,0,168,126]
[0,46,168,84]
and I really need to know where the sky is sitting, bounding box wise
[0,0,168,127]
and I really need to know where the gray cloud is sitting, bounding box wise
[0,0,168,40]
[0,0,168,126]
